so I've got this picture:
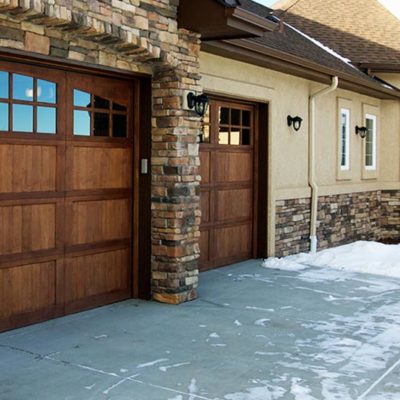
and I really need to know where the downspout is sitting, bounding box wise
[309,76,338,253]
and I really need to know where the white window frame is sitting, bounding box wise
[340,108,350,171]
[365,113,377,171]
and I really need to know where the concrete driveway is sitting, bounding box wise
[1,260,400,400]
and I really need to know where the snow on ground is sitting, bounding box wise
[263,241,400,278]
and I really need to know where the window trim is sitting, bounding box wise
[339,107,350,171]
[364,113,377,171]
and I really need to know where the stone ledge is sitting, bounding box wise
[0,0,162,62]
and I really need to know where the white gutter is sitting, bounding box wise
[309,76,339,253]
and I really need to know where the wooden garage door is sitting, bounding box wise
[0,62,134,331]
[199,99,256,271]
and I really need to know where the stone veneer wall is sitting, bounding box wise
[275,198,311,257]
[275,190,399,257]
[0,0,202,304]
[381,190,400,242]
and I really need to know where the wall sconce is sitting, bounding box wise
[187,92,209,117]
[355,126,368,139]
[287,115,303,131]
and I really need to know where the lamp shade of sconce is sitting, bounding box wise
[287,115,303,131]
[187,92,209,117]
[355,126,368,139]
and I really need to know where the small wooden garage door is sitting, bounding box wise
[0,61,134,331]
[199,99,256,271]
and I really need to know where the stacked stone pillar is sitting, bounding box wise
[150,31,202,304]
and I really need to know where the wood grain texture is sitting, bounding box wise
[0,203,56,255]
[64,249,130,303]
[69,199,130,245]
[0,144,57,193]
[0,261,56,318]
[68,146,131,190]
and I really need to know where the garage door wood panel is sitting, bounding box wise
[200,99,256,271]
[69,146,131,190]
[0,261,57,318]
[69,198,130,245]
[0,144,57,193]
[216,188,252,222]
[0,203,56,255]
[0,61,135,331]
[212,224,252,261]
[214,151,253,183]
[64,249,130,309]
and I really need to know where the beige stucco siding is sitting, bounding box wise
[200,51,400,255]
[200,52,400,194]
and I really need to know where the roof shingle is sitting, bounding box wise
[272,0,400,66]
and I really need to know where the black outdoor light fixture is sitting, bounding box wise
[187,92,209,117]
[355,126,368,139]
[287,115,303,131]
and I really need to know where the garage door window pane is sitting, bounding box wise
[202,125,210,143]
[0,103,8,131]
[242,111,250,127]
[37,107,56,134]
[74,110,91,136]
[74,90,91,108]
[13,104,33,132]
[231,109,240,126]
[94,96,110,110]
[219,107,229,125]
[113,114,127,138]
[13,74,34,101]
[37,80,56,104]
[242,129,251,145]
[0,72,9,99]
[219,127,229,144]
[94,113,109,137]
[231,130,240,145]
[113,102,127,112]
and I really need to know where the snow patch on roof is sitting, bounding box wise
[378,0,400,20]
[286,22,354,66]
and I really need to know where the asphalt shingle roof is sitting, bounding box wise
[233,0,381,84]
[272,0,400,65]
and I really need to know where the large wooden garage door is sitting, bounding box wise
[0,61,134,331]
[199,99,256,271]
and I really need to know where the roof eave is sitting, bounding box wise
[227,7,277,36]
[178,0,277,41]
[358,63,400,74]
[202,39,400,100]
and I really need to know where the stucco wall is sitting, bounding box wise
[200,51,400,255]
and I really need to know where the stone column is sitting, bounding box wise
[150,32,202,304]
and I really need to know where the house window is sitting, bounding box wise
[340,108,350,170]
[365,114,376,170]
